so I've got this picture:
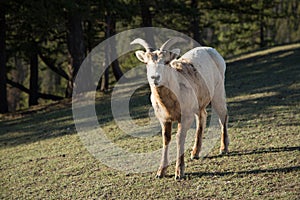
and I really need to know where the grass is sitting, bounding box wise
[1,44,300,199]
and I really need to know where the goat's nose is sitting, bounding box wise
[151,75,160,80]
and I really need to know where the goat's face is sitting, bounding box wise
[134,49,180,86]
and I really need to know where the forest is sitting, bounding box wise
[0,0,299,113]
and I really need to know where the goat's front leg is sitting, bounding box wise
[156,121,172,178]
[175,117,193,180]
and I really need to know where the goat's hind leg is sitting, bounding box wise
[211,86,229,155]
[191,109,207,160]
[218,114,229,155]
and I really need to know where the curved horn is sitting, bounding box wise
[130,38,153,52]
[160,37,186,51]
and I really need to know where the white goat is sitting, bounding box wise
[131,38,229,180]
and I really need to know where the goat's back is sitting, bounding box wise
[180,47,226,96]
[182,47,226,77]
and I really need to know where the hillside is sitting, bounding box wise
[1,44,300,199]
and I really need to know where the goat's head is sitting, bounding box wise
[131,37,185,86]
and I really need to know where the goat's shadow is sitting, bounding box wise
[204,146,300,159]
[161,146,300,179]
[164,164,299,179]
[183,146,300,178]
[185,165,299,178]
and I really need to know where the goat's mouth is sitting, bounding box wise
[149,80,162,87]
[153,82,164,88]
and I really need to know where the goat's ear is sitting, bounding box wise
[170,48,180,60]
[135,50,148,63]
[170,60,183,71]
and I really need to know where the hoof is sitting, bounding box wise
[219,149,229,155]
[155,174,163,179]
[156,167,167,178]
[175,175,185,181]
[191,154,200,160]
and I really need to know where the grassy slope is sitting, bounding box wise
[1,44,300,199]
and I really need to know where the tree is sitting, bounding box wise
[65,7,86,97]
[190,0,201,43]
[97,0,129,91]
[64,0,103,96]
[0,4,8,113]
[28,43,39,106]
[5,0,66,108]
[140,0,155,46]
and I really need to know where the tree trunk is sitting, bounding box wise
[66,12,87,97]
[99,13,112,92]
[7,56,26,111]
[100,68,109,92]
[190,0,204,44]
[109,15,123,81]
[0,7,8,113]
[100,12,123,91]
[259,10,265,48]
[65,53,73,98]
[140,0,155,47]
[29,49,39,106]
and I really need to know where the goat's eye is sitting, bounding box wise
[160,51,166,56]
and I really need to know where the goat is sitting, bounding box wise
[131,38,229,180]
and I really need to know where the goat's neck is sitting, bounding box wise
[150,71,181,106]
[150,84,180,120]
[165,69,181,96]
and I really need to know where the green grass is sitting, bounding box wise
[1,44,300,199]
